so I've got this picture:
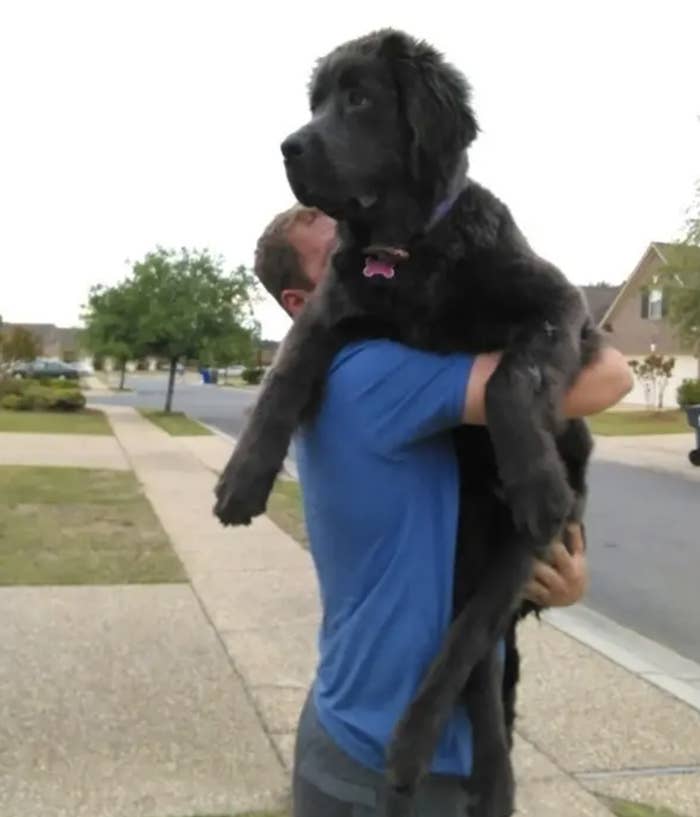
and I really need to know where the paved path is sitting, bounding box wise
[0,431,129,470]
[0,585,286,817]
[105,406,700,816]
[593,431,699,481]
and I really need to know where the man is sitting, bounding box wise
[254,204,632,816]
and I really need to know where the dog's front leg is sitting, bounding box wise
[485,292,593,544]
[214,282,345,526]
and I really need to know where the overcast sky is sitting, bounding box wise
[1,0,698,340]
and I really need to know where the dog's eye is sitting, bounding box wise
[347,89,371,110]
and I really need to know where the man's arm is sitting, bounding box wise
[463,346,633,425]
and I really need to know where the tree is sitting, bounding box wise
[0,326,42,363]
[628,354,676,409]
[660,182,700,377]
[128,250,260,411]
[82,281,144,390]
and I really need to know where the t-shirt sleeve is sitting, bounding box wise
[333,340,474,454]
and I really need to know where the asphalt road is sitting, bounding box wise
[93,374,700,663]
[585,460,699,664]
[90,373,258,439]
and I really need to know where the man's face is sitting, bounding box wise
[282,208,337,317]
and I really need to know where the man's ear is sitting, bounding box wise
[280,288,310,318]
[381,31,479,183]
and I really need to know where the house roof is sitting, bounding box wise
[580,285,621,325]
[598,242,681,327]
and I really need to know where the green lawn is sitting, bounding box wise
[139,408,212,436]
[0,408,112,435]
[221,376,259,388]
[600,795,688,817]
[266,478,308,548]
[588,410,691,436]
[0,466,186,585]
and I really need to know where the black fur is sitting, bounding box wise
[215,29,599,817]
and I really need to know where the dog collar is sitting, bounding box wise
[425,152,469,232]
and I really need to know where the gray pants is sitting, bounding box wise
[293,691,469,817]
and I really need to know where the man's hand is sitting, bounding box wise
[524,523,588,607]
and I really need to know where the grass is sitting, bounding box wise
[221,376,258,388]
[139,408,212,436]
[588,409,691,436]
[0,408,112,435]
[0,465,186,585]
[266,478,308,547]
[600,794,688,817]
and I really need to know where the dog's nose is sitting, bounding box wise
[281,135,304,160]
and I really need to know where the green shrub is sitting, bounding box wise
[47,388,86,412]
[0,378,25,398]
[25,385,52,410]
[1,393,33,411]
[47,377,79,389]
[241,366,265,385]
[677,378,700,407]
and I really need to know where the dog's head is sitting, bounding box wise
[281,29,478,245]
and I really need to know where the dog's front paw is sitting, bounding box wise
[213,452,278,527]
[505,459,574,542]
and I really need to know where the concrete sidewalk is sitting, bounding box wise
[101,406,700,816]
[593,431,700,481]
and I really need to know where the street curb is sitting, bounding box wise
[197,420,700,715]
[545,605,700,713]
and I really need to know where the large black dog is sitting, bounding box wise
[215,29,599,817]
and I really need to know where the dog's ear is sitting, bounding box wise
[381,31,479,183]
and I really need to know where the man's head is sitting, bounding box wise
[254,204,337,318]
[280,29,477,239]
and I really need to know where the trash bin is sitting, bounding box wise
[201,368,211,385]
[210,369,219,385]
[684,405,700,466]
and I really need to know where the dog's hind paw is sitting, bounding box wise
[383,786,415,817]
[466,755,515,817]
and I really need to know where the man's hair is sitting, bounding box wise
[254,204,313,306]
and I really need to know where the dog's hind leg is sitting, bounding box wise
[463,650,515,817]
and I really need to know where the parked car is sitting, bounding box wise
[11,359,80,380]
[74,360,95,376]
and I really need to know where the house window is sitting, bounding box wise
[641,287,665,320]
[648,288,664,319]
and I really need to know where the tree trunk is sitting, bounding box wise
[119,361,127,391]
[164,357,178,413]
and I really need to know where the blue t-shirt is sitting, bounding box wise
[295,339,474,777]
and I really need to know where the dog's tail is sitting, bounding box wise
[385,538,533,794]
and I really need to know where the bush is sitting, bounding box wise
[0,379,85,412]
[47,388,86,412]
[1,393,33,411]
[677,378,700,407]
[241,366,265,385]
[0,378,26,398]
[48,377,78,389]
[25,385,52,410]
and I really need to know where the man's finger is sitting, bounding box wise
[567,523,585,555]
[532,559,562,587]
[524,580,549,606]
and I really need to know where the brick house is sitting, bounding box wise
[581,242,700,407]
[1,322,82,361]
